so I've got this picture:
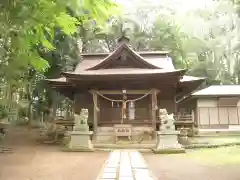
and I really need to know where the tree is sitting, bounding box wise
[0,0,120,123]
[0,0,119,73]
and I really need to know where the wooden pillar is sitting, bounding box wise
[173,95,177,114]
[151,89,158,131]
[92,92,98,134]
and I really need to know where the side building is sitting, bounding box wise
[180,85,240,130]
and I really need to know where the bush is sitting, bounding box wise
[0,104,8,120]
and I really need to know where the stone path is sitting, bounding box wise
[97,150,155,180]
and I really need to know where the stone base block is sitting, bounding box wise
[154,131,185,154]
[62,131,94,152]
[94,133,115,143]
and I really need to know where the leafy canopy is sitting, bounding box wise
[0,0,119,75]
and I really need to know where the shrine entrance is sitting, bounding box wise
[46,35,205,149]
[90,89,160,143]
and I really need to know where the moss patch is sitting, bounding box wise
[182,146,240,165]
[186,135,240,149]
[61,147,95,152]
[152,148,186,154]
[189,135,240,145]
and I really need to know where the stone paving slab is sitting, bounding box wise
[103,168,117,173]
[97,150,156,180]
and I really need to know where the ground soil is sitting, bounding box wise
[144,153,240,180]
[0,126,107,180]
[1,126,240,180]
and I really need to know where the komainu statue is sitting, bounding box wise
[63,108,93,151]
[153,109,185,153]
[74,109,89,131]
[159,109,175,132]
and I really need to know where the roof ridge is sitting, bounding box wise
[81,51,169,56]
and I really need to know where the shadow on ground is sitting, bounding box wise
[0,126,107,180]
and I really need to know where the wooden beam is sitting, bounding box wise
[173,95,177,114]
[92,89,160,95]
[92,92,98,135]
[151,89,158,131]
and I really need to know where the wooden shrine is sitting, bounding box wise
[46,36,205,143]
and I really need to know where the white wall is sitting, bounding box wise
[197,98,218,107]
[197,98,240,127]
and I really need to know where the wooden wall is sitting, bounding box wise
[158,99,175,114]
[99,94,151,125]
[73,92,176,126]
[197,97,240,129]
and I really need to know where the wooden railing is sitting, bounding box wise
[175,114,193,122]
[174,112,195,136]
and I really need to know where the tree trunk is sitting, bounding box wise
[26,82,33,125]
[80,25,88,53]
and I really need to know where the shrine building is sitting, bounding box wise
[46,36,205,142]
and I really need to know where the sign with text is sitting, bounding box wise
[114,124,132,137]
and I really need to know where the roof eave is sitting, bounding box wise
[192,94,240,98]
[176,78,206,101]
[45,78,74,87]
[62,69,186,80]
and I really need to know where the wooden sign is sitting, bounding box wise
[114,124,132,137]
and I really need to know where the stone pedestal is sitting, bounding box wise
[178,128,190,145]
[62,131,94,152]
[62,109,94,152]
[152,131,185,154]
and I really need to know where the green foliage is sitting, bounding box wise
[0,0,119,76]
[0,0,120,123]
[1,0,75,73]
[0,104,8,120]
[4,0,240,122]
[147,17,188,68]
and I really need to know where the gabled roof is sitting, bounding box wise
[45,36,206,96]
[192,85,240,97]
[86,44,161,70]
[73,53,174,73]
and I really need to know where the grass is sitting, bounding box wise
[189,135,240,145]
[182,146,240,165]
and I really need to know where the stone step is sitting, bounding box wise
[94,143,155,149]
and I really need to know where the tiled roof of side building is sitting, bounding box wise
[192,85,240,96]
